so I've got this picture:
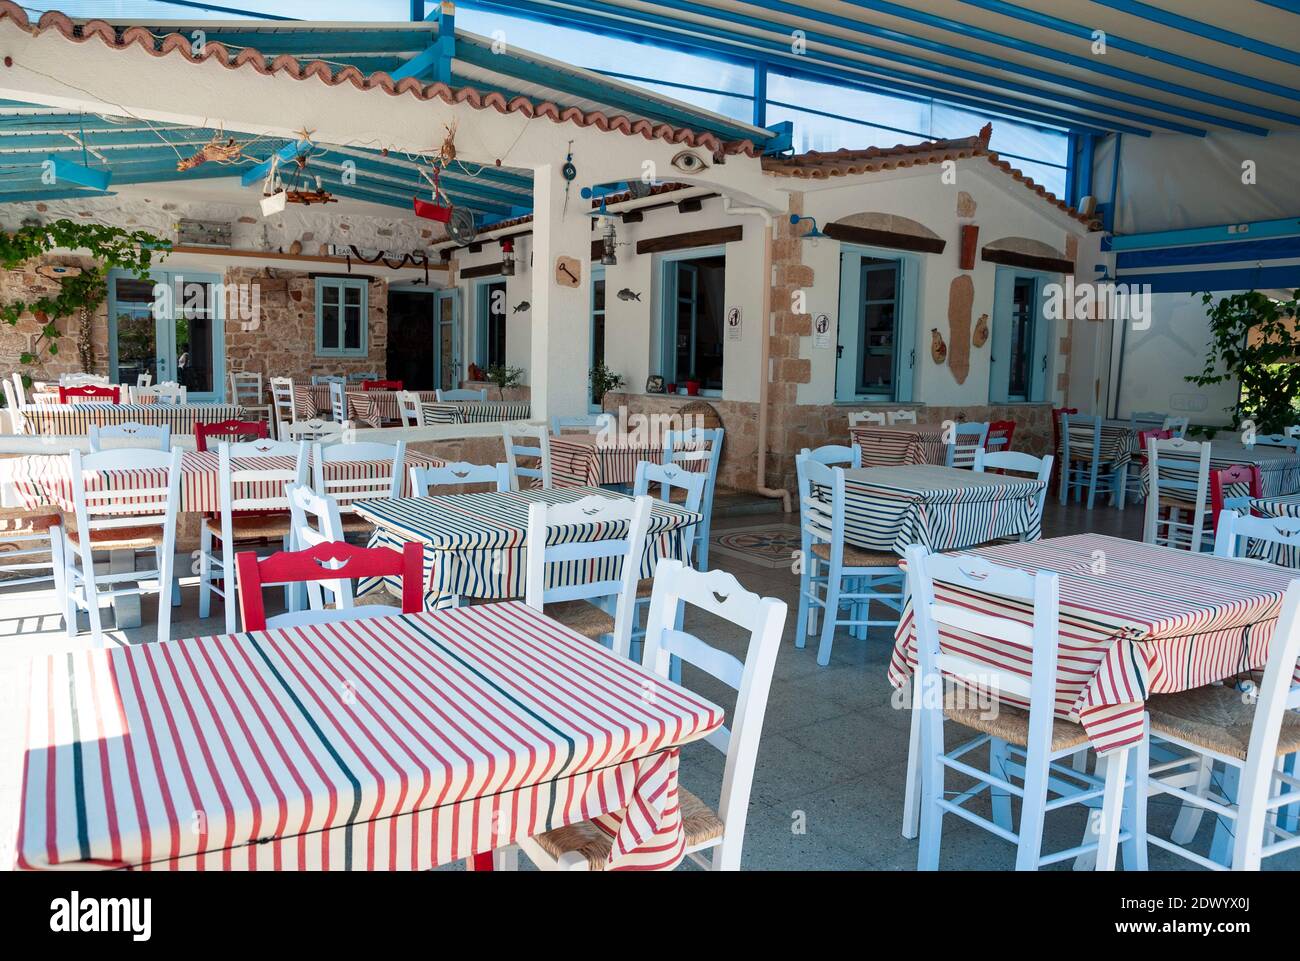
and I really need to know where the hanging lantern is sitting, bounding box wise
[599,218,618,266]
[500,239,516,276]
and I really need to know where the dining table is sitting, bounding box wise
[828,464,1045,555]
[850,422,949,468]
[15,602,724,871]
[548,432,707,488]
[351,485,701,609]
[346,389,439,428]
[18,401,245,437]
[1140,438,1300,500]
[421,400,532,425]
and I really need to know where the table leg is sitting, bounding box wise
[109,548,142,630]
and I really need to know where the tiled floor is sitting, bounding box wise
[1,495,1296,871]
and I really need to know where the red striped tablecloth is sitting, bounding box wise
[837,465,1043,555]
[422,401,532,425]
[347,390,439,428]
[19,403,245,437]
[549,434,707,488]
[16,602,724,871]
[353,486,700,609]
[850,423,948,468]
[889,534,1298,755]
[2,450,443,514]
[294,385,330,420]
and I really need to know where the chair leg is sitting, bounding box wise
[815,561,842,666]
[198,524,213,618]
[1095,748,1129,871]
[155,545,173,645]
[1014,749,1049,870]
[1121,721,1149,871]
[222,536,237,635]
[1208,762,1239,866]
[1170,756,1213,843]
[917,716,944,870]
[1086,461,1099,510]
[51,529,76,636]
[80,544,104,649]
[806,555,821,636]
[794,560,812,649]
[902,680,922,839]
[988,738,1014,832]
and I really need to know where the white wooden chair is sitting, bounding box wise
[286,419,347,444]
[2,379,27,434]
[286,483,353,612]
[409,461,509,496]
[1214,510,1300,564]
[312,374,347,386]
[1162,416,1189,439]
[550,413,613,434]
[513,559,787,871]
[311,440,405,531]
[1255,434,1300,450]
[59,446,182,647]
[328,380,348,424]
[524,494,651,655]
[848,411,887,427]
[905,544,1137,870]
[801,443,862,470]
[1143,437,1212,551]
[1287,426,1300,441]
[347,371,379,384]
[945,421,989,469]
[0,501,63,592]
[1142,578,1300,870]
[269,376,296,440]
[503,423,552,490]
[795,453,903,666]
[229,371,271,422]
[436,387,487,402]
[198,439,308,634]
[10,371,27,406]
[136,372,153,388]
[396,390,425,427]
[887,409,918,425]
[131,382,185,404]
[88,422,171,452]
[665,427,723,570]
[60,373,110,387]
[974,449,1053,539]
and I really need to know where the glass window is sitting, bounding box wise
[858,259,900,396]
[665,255,726,392]
[315,278,368,356]
[481,280,507,369]
[591,273,606,407]
[1008,277,1037,401]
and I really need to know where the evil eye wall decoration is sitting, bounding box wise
[671,150,709,174]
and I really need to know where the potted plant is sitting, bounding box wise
[1185,288,1300,435]
[484,363,524,401]
[589,361,625,409]
[683,375,701,396]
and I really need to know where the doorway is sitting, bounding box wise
[107,269,223,401]
[387,288,436,390]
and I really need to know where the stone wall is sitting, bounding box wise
[0,255,111,386]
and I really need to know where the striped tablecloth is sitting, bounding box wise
[1249,494,1300,567]
[1057,418,1135,470]
[889,534,1297,755]
[294,385,330,419]
[549,434,706,488]
[353,485,701,609]
[3,450,443,514]
[1141,440,1300,500]
[19,402,244,437]
[422,401,532,425]
[16,602,724,871]
[345,390,439,428]
[850,423,947,468]
[835,465,1044,555]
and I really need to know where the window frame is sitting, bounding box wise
[657,246,728,397]
[989,266,1055,405]
[314,276,369,357]
[834,245,920,403]
[474,277,508,370]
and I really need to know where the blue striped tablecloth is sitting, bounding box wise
[19,402,245,436]
[352,485,701,609]
[833,464,1044,555]
[421,401,532,425]
[1058,418,1135,469]
[1248,494,1300,568]
[1141,440,1300,500]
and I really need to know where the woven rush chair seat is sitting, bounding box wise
[0,505,62,533]
[636,576,655,598]
[810,541,900,568]
[64,523,167,551]
[545,600,615,639]
[203,513,295,540]
[944,702,1090,753]
[530,786,724,870]
[1147,684,1300,761]
[338,515,375,534]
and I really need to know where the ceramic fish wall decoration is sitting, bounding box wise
[973,313,990,348]
[930,328,948,365]
[617,288,641,301]
[513,301,531,313]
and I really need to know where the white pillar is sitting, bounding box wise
[529,164,593,423]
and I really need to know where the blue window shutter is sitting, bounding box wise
[834,253,861,402]
[988,268,1014,404]
[895,255,919,403]
[660,261,678,382]
[1030,277,1053,403]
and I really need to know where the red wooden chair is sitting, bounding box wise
[59,384,120,404]
[987,419,1017,451]
[1049,407,1077,494]
[235,540,423,632]
[1210,463,1263,531]
[195,418,269,452]
[361,379,403,391]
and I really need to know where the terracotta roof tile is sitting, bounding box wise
[0,3,759,159]
[763,124,1094,227]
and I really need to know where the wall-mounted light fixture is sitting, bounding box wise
[500,239,516,276]
[789,213,824,240]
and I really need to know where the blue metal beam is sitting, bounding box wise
[461,0,1172,135]
[390,42,443,82]
[0,189,118,204]
[752,62,767,130]
[1110,217,1300,251]
[1089,0,1300,68]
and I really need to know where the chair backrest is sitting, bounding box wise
[311,374,347,386]
[286,482,351,609]
[1162,415,1189,439]
[313,440,405,510]
[1149,436,1211,507]
[362,379,403,391]
[1213,510,1300,563]
[945,421,989,469]
[59,384,119,404]
[1061,413,1102,465]
[409,461,509,496]
[973,449,1053,521]
[236,540,423,632]
[1287,425,1300,440]
[665,427,723,501]
[886,409,917,426]
[60,372,110,387]
[848,411,887,427]
[136,372,153,388]
[641,559,787,870]
[195,418,268,452]
[551,413,614,434]
[347,371,379,384]
[800,444,861,469]
[228,370,263,408]
[88,421,171,452]
[1254,434,1300,450]
[634,460,707,564]
[286,419,346,443]
[2,379,26,433]
[795,454,841,551]
[131,383,185,404]
[436,388,487,402]
[1210,463,1263,528]
[1051,406,1078,454]
[502,423,552,490]
[9,372,27,407]
[269,376,296,439]
[1137,427,1173,459]
[525,494,652,655]
[396,390,425,427]
[1131,410,1167,430]
[905,543,1061,771]
[986,419,1017,451]
[218,439,308,518]
[328,380,348,423]
[69,446,182,540]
